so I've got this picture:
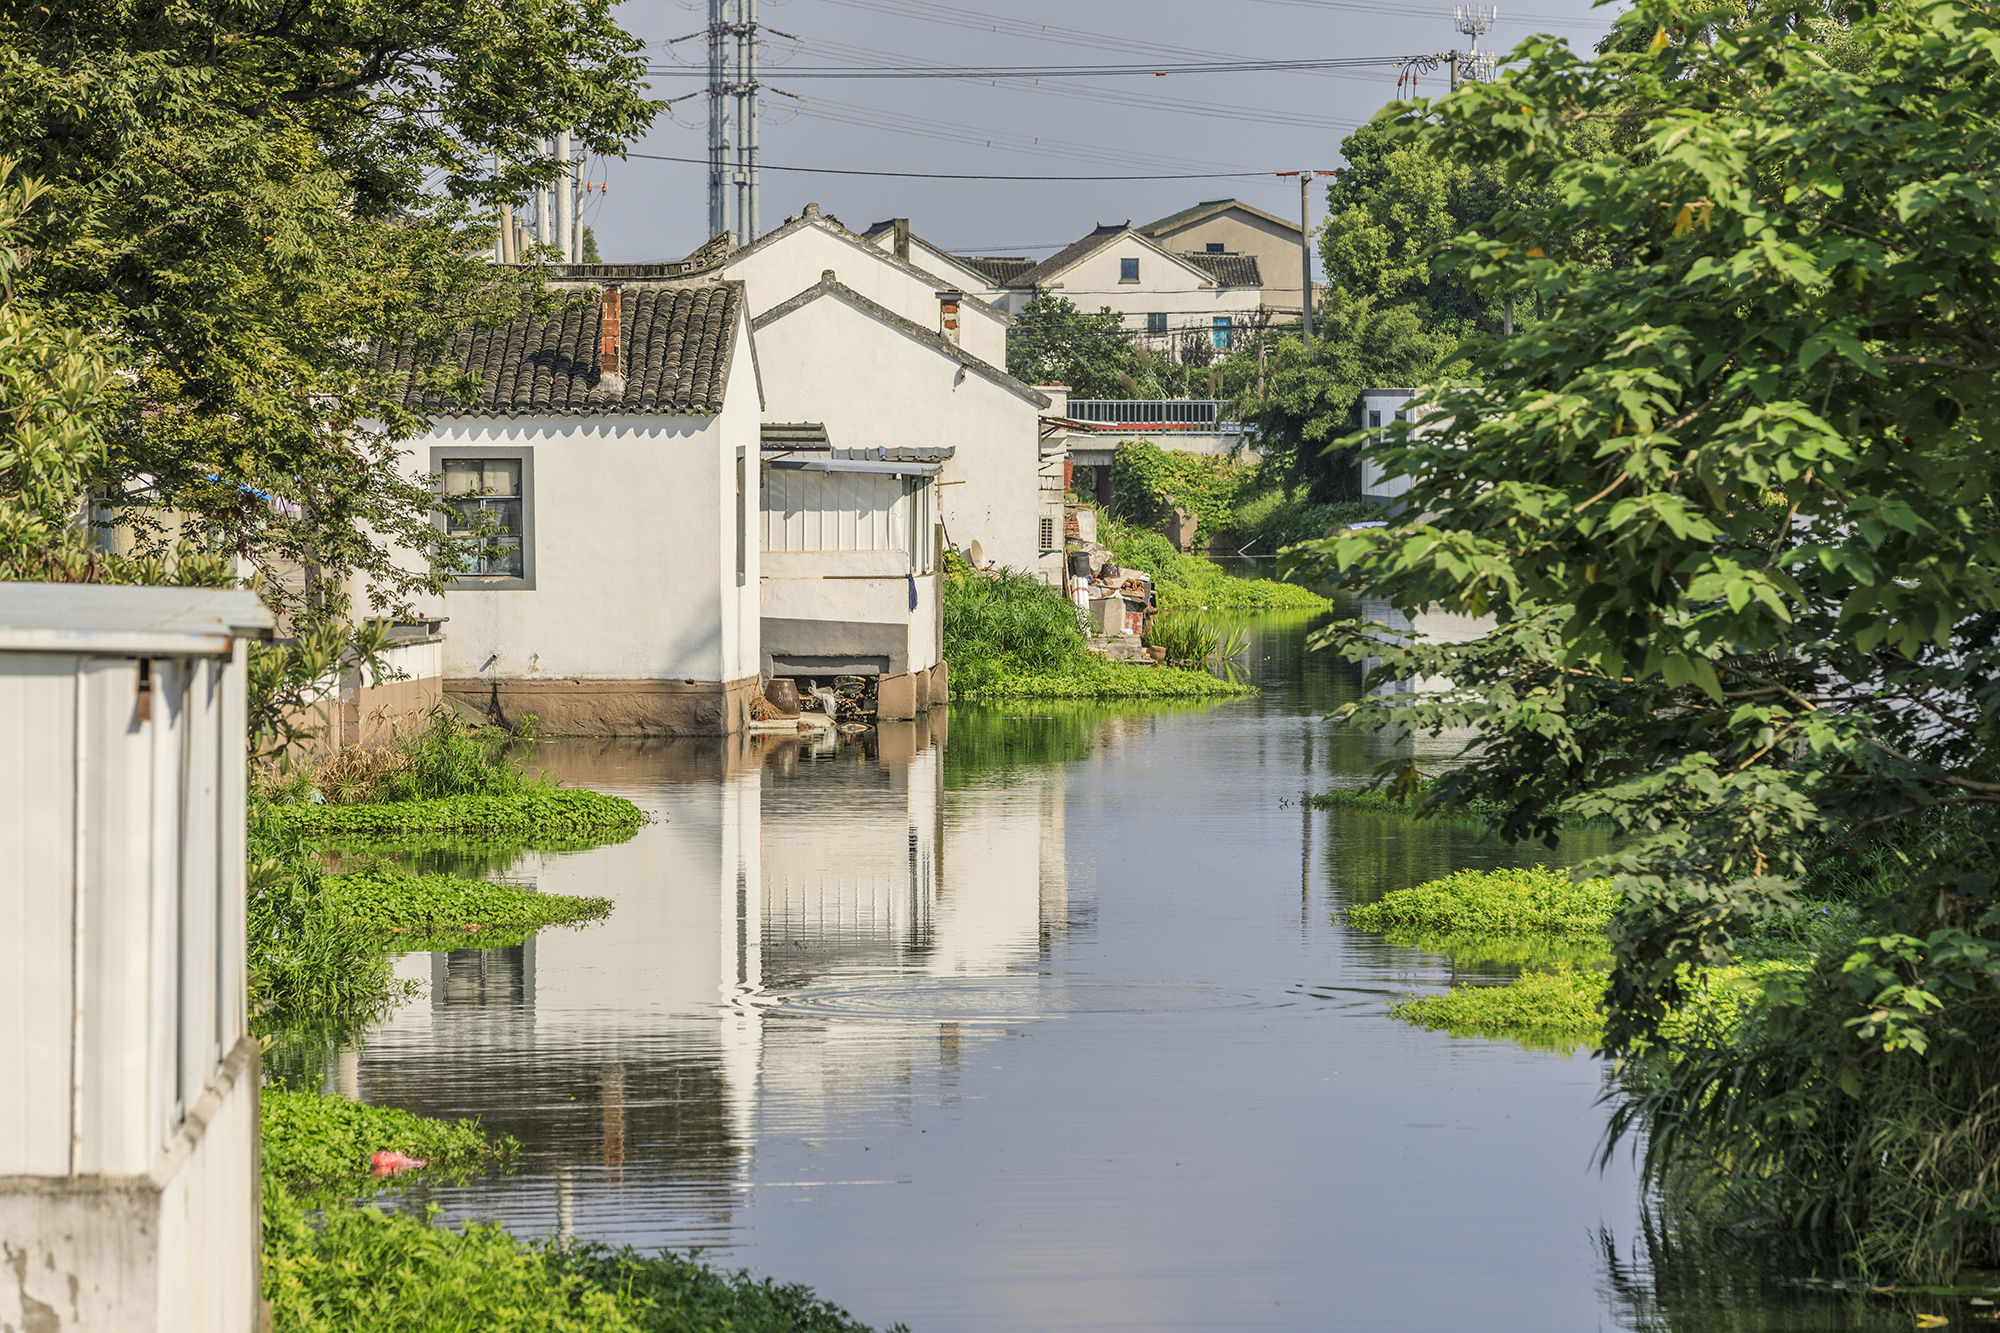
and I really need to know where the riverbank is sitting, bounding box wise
[1105,522,1329,610]
[942,562,1249,699]
[262,1091,902,1333]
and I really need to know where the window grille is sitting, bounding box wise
[443,459,525,577]
[1039,516,1056,552]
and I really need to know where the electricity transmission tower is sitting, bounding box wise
[707,0,762,245]
[1449,5,1498,88]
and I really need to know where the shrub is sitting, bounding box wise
[262,1090,514,1191]
[1105,522,1328,610]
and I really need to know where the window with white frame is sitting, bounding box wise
[442,458,527,579]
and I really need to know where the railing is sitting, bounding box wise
[1065,400,1244,434]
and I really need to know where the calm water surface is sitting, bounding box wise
[344,605,1905,1331]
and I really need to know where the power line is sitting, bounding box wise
[644,55,1409,78]
[622,151,1315,180]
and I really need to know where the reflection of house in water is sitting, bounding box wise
[355,737,768,1246]
[759,712,1069,985]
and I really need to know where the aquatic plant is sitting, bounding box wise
[259,788,645,839]
[1142,610,1220,667]
[262,1090,515,1191]
[1391,965,1607,1043]
[951,656,1246,701]
[1347,865,1620,936]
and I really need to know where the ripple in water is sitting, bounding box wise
[765,975,1261,1023]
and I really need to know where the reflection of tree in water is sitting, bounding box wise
[1594,1211,1925,1333]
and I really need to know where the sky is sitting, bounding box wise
[585,0,1625,265]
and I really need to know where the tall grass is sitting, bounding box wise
[942,564,1090,682]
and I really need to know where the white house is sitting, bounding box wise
[859,217,1011,305]
[758,423,950,717]
[1137,197,1312,316]
[750,270,1059,581]
[384,277,765,736]
[982,223,1266,354]
[680,204,1014,368]
[0,584,271,1333]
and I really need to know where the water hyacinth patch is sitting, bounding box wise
[1347,865,1619,936]
[261,1090,514,1191]
[261,788,646,839]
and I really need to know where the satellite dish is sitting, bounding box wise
[966,540,985,565]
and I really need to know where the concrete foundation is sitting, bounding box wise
[0,1039,261,1333]
[445,675,758,736]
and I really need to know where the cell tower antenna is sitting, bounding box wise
[1453,4,1496,48]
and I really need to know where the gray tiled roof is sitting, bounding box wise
[1000,225,1127,289]
[960,256,1036,284]
[384,281,745,418]
[1183,252,1262,287]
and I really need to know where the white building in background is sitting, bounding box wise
[1359,387,1428,509]
[697,204,1014,368]
[979,222,1266,355]
[1136,197,1313,316]
[385,277,765,736]
[750,270,1059,581]
[0,584,271,1333]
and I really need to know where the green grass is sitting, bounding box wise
[262,1090,516,1191]
[1389,961,1802,1050]
[260,788,646,839]
[1230,488,1376,554]
[1106,522,1329,610]
[1347,865,1620,935]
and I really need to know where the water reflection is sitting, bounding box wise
[329,607,1847,1331]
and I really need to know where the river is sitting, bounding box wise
[342,604,1903,1332]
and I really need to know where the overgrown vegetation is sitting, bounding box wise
[941,559,1247,699]
[1106,522,1328,611]
[1291,0,2000,1280]
[262,789,643,839]
[261,1096,899,1333]
[1108,438,1373,554]
[262,1090,515,1192]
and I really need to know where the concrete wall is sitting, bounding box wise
[760,549,941,681]
[863,231,1007,305]
[1359,388,1422,506]
[726,222,1009,366]
[753,296,1044,576]
[418,316,763,735]
[1146,207,1308,313]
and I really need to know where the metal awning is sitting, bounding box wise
[767,458,943,477]
[0,584,274,654]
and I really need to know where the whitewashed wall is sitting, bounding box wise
[725,222,1009,366]
[753,296,1044,575]
[994,232,1265,338]
[414,315,762,687]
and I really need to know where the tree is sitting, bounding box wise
[1,0,654,623]
[1005,293,1147,399]
[1299,0,2000,1276]
[582,226,603,263]
[1237,292,1450,502]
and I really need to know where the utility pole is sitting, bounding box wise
[708,0,730,240]
[1299,171,1313,352]
[744,0,760,242]
[555,128,574,264]
[536,137,552,252]
[1280,170,1337,353]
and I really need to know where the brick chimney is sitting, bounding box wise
[593,287,625,397]
[892,218,910,262]
[936,289,962,346]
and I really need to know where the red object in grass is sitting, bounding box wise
[369,1150,428,1176]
